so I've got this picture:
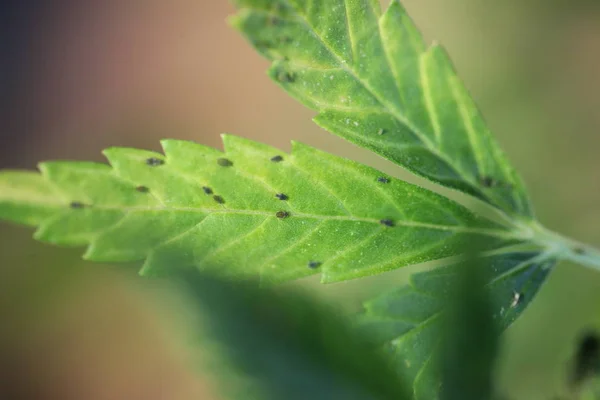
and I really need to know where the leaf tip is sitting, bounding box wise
[226,13,244,31]
[220,133,239,151]
[101,147,124,167]
[290,140,309,154]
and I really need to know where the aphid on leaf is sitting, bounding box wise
[277,71,295,83]
[267,15,282,26]
[202,186,213,195]
[275,193,288,201]
[510,291,523,308]
[377,128,386,135]
[276,211,290,219]
[136,186,149,193]
[213,195,225,204]
[380,219,394,227]
[307,261,321,269]
[70,201,86,209]
[217,158,233,167]
[145,157,164,166]
[479,175,497,188]
[271,155,284,163]
[377,177,389,184]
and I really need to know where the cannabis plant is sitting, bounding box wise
[1,1,599,399]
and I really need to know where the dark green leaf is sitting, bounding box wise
[173,271,410,400]
[357,252,554,400]
[440,245,499,400]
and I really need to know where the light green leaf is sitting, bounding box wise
[230,0,533,218]
[0,136,516,283]
[175,270,411,400]
[357,252,554,400]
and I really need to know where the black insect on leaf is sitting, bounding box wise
[379,219,394,227]
[217,158,234,167]
[276,211,290,219]
[213,195,226,204]
[146,157,164,166]
[308,261,322,269]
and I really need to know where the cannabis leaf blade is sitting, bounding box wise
[230,0,533,218]
[0,136,515,283]
[357,252,554,400]
[175,271,410,400]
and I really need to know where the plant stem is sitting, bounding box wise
[524,221,600,271]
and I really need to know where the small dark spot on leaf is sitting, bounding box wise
[279,36,292,44]
[146,157,164,166]
[380,219,394,227]
[377,177,389,184]
[308,261,321,269]
[276,211,290,219]
[213,195,225,204]
[217,158,233,167]
[510,292,523,308]
[136,186,149,193]
[271,155,284,162]
[574,247,586,255]
[479,176,496,188]
[202,186,213,195]
[377,128,386,135]
[70,201,86,209]
[254,40,273,50]
[277,71,295,83]
[267,15,282,26]
[275,193,289,201]
[481,176,513,189]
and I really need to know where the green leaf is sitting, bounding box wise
[439,244,499,400]
[0,136,516,284]
[357,252,554,400]
[174,270,410,400]
[230,0,533,218]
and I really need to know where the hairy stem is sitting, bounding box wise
[525,221,600,270]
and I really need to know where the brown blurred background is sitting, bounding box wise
[1,1,600,399]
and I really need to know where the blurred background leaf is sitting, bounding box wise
[439,246,500,400]
[173,271,410,400]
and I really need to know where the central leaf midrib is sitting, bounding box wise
[67,204,516,239]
